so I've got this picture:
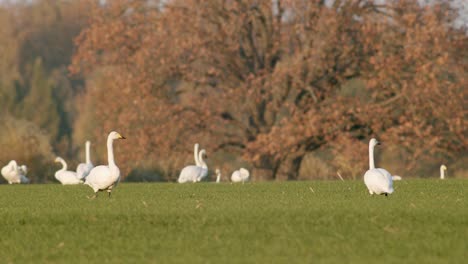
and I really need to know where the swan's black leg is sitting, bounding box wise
[108,190,112,198]
[385,193,388,197]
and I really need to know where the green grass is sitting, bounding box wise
[0,180,466,263]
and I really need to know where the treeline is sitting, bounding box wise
[1,0,467,183]
[0,0,89,182]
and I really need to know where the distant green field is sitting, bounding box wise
[0,180,466,263]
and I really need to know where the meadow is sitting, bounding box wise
[0,180,466,263]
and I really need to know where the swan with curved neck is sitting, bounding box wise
[54,157,82,185]
[178,149,208,183]
[231,168,250,183]
[363,138,394,196]
[76,140,94,180]
[1,160,20,184]
[84,131,126,198]
[440,165,447,179]
[196,149,208,181]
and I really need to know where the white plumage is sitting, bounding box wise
[440,165,447,179]
[178,149,208,183]
[231,168,250,183]
[363,138,394,196]
[215,168,221,183]
[76,140,94,180]
[54,157,82,185]
[194,143,201,166]
[84,131,125,198]
[392,175,402,181]
[1,160,29,184]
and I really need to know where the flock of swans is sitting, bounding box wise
[0,132,450,198]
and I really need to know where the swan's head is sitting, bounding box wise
[200,149,207,159]
[8,160,17,167]
[54,157,63,163]
[109,131,126,140]
[440,164,447,171]
[86,140,91,147]
[370,138,380,147]
[215,168,220,175]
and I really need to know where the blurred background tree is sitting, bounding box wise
[0,0,90,182]
[1,0,467,182]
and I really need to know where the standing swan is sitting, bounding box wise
[231,168,250,183]
[178,149,208,183]
[54,157,82,185]
[440,165,447,179]
[85,131,126,198]
[76,140,94,180]
[363,138,394,196]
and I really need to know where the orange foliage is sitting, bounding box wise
[70,0,467,180]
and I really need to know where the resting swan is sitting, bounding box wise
[231,168,250,183]
[1,160,29,184]
[440,165,447,179]
[54,157,82,185]
[363,138,394,196]
[178,149,208,183]
[76,140,94,180]
[84,131,126,198]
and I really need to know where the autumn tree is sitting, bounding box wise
[71,0,467,180]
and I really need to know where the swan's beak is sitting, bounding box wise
[117,133,126,139]
[376,141,381,145]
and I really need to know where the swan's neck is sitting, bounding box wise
[440,167,445,179]
[60,159,67,171]
[369,143,375,170]
[198,152,207,168]
[86,142,91,164]
[194,144,200,166]
[107,137,116,167]
[216,173,221,182]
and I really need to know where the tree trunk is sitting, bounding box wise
[274,155,303,180]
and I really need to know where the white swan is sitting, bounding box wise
[76,140,94,180]
[1,160,21,184]
[54,157,82,185]
[231,168,250,183]
[440,165,447,179]
[178,149,208,183]
[215,168,221,183]
[363,138,394,196]
[84,131,126,198]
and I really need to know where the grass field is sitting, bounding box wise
[0,180,466,263]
